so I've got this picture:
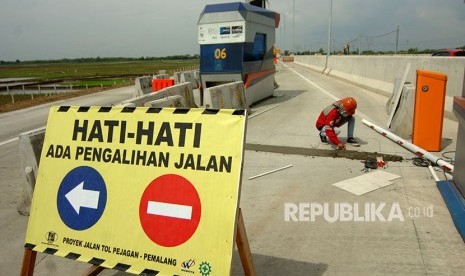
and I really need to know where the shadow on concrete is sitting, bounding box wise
[342,137,368,146]
[441,138,453,150]
[231,251,328,276]
[102,251,328,276]
[250,90,306,108]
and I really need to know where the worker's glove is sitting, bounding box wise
[337,143,346,150]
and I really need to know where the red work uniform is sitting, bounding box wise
[316,103,345,145]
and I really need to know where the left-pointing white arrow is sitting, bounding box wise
[65,181,100,214]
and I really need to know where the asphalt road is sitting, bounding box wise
[0,86,135,144]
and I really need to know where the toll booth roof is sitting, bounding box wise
[200,2,279,25]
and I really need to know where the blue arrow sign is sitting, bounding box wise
[57,166,107,230]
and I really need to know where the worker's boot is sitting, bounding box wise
[347,137,360,147]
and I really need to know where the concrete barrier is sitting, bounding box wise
[180,71,199,90]
[194,70,200,85]
[389,84,415,139]
[121,82,196,108]
[282,56,295,62]
[134,76,153,97]
[173,71,182,84]
[173,70,200,88]
[203,81,248,109]
[294,55,465,119]
[146,95,184,108]
[244,72,275,105]
[153,73,169,80]
[18,127,46,215]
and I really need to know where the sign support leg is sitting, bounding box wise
[20,248,37,276]
[236,208,256,276]
[81,265,105,276]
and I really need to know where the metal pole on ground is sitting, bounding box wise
[249,165,293,180]
[362,119,454,172]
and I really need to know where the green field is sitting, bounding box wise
[0,59,200,112]
[63,79,131,87]
[0,59,200,81]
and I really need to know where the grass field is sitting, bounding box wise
[62,79,131,87]
[0,59,199,113]
[0,85,127,113]
[0,59,199,81]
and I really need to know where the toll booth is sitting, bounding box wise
[198,2,280,105]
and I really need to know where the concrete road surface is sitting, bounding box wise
[1,64,465,275]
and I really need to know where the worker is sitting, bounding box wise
[316,97,359,150]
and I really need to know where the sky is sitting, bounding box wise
[1,0,465,61]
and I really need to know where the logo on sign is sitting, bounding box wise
[232,25,243,34]
[45,231,57,243]
[139,174,201,247]
[181,258,196,274]
[182,259,195,269]
[220,26,231,35]
[199,261,212,276]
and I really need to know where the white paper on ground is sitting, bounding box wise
[332,170,402,195]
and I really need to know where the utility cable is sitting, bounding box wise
[441,151,455,165]
[412,156,430,168]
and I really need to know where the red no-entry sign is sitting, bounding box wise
[139,174,201,247]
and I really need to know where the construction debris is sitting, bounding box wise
[362,119,454,172]
[249,164,293,180]
[332,170,401,195]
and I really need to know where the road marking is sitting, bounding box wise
[284,63,372,121]
[147,201,193,220]
[0,137,19,146]
[284,64,339,101]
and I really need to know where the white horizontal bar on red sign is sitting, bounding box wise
[147,201,193,220]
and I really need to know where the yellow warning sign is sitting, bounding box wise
[25,106,247,275]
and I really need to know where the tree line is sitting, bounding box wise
[286,45,465,56]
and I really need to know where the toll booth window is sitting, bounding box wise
[244,33,266,62]
[200,44,243,73]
